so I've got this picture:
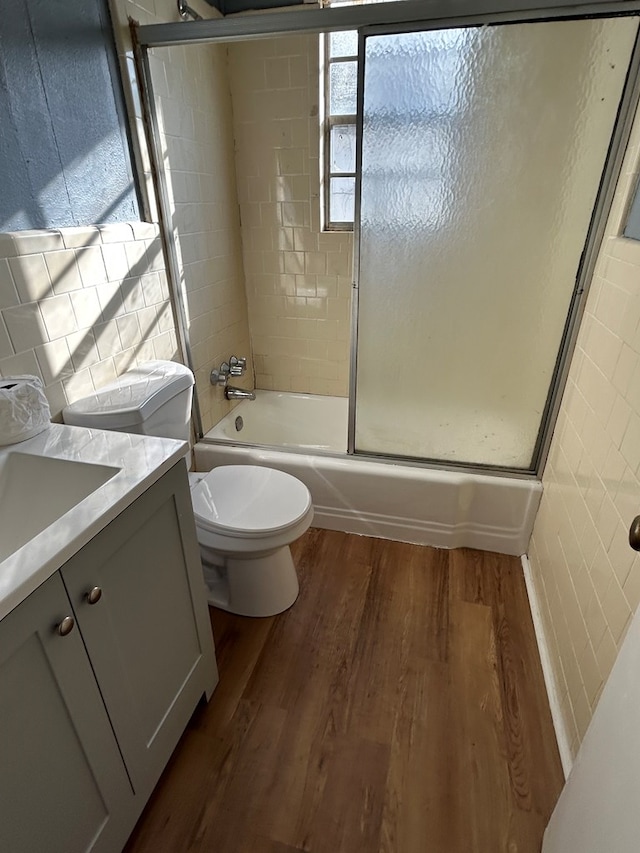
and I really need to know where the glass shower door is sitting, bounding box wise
[353,18,637,469]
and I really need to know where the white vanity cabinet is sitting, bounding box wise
[0,462,218,853]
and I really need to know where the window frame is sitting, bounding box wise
[322,33,358,232]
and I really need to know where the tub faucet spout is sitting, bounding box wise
[225,386,256,401]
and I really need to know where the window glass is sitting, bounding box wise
[330,124,357,173]
[323,32,357,229]
[329,61,358,115]
[329,30,358,57]
[330,177,356,222]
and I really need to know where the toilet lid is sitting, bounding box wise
[190,465,312,537]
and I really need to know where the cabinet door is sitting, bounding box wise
[0,573,134,853]
[61,462,217,799]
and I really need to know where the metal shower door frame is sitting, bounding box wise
[134,0,640,476]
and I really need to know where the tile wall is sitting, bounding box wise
[0,0,252,435]
[111,0,252,435]
[149,41,253,434]
[228,34,353,396]
[529,106,640,757]
[0,223,176,418]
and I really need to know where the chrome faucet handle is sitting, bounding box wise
[210,361,230,386]
[229,356,246,377]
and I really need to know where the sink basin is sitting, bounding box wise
[0,452,119,562]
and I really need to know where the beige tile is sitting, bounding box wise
[117,314,142,349]
[44,379,68,418]
[75,247,108,287]
[2,304,48,352]
[9,255,52,302]
[0,316,13,360]
[70,288,103,329]
[44,249,83,294]
[39,295,78,341]
[35,339,74,385]
[61,226,100,249]
[90,358,118,389]
[66,330,101,371]
[0,259,19,309]
[101,243,132,282]
[94,321,123,361]
[0,349,43,380]
[10,230,64,255]
[63,368,96,403]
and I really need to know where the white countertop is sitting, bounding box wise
[0,423,188,621]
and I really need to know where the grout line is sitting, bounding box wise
[521,553,573,780]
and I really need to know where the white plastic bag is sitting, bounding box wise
[0,375,51,445]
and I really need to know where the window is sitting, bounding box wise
[322,30,358,230]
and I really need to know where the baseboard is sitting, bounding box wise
[521,554,573,779]
[312,505,530,557]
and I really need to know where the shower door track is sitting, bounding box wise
[134,0,640,477]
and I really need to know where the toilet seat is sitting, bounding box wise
[190,465,312,539]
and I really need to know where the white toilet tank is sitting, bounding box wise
[62,360,194,442]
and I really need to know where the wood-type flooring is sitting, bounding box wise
[124,528,564,853]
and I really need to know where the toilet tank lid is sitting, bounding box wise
[62,360,194,429]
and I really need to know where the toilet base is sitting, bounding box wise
[202,545,300,618]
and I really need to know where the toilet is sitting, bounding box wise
[62,360,313,617]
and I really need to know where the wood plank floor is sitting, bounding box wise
[124,529,564,853]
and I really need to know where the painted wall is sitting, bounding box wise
[0,0,139,232]
[228,34,353,396]
[529,106,640,759]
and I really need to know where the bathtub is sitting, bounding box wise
[195,391,541,556]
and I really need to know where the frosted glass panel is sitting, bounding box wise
[329,61,357,114]
[330,125,357,172]
[329,30,357,58]
[355,19,637,469]
[330,177,355,221]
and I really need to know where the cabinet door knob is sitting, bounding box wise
[86,586,102,605]
[57,616,75,637]
[630,516,640,551]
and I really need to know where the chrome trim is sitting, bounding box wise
[137,0,640,47]
[347,28,366,457]
[177,0,203,22]
[224,386,257,401]
[134,34,204,439]
[198,435,540,480]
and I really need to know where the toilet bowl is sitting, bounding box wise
[62,360,313,617]
[189,466,313,616]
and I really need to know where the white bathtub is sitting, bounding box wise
[195,391,541,556]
